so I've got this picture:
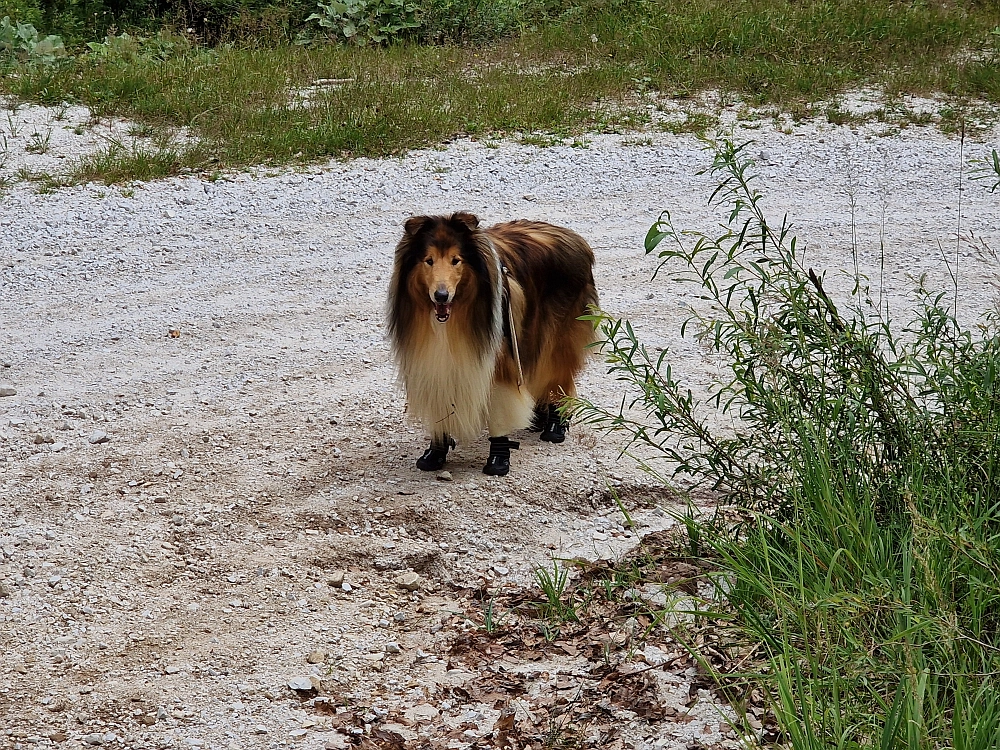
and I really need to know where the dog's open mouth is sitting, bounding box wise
[435,303,452,322]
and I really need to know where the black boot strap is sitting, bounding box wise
[488,437,520,455]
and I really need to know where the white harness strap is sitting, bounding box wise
[501,264,525,389]
[484,236,524,390]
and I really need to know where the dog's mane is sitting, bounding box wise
[387,213,501,361]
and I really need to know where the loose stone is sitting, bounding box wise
[394,572,423,591]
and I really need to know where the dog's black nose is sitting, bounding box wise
[434,289,450,304]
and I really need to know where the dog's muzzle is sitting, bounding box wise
[435,303,452,322]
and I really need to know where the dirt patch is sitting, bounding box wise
[1,99,999,747]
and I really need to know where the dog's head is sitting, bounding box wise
[399,212,482,323]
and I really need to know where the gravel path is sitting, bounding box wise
[1,97,999,749]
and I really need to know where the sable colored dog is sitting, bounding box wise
[387,212,599,476]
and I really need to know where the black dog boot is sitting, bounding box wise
[539,404,569,444]
[483,436,520,476]
[416,436,455,471]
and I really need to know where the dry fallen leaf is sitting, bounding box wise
[359,727,406,749]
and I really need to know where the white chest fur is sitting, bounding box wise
[398,314,498,443]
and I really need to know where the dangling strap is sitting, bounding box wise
[500,263,524,389]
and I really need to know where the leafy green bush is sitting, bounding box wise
[306,0,418,45]
[0,15,65,63]
[0,0,40,26]
[7,1,318,44]
[85,30,187,61]
[417,0,537,43]
[162,0,318,42]
[576,140,1000,746]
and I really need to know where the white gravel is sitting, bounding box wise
[1,93,999,748]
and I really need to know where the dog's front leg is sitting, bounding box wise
[483,436,519,476]
[416,434,455,471]
[484,383,532,476]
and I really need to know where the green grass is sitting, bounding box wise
[5,42,637,181]
[535,560,579,628]
[72,140,210,183]
[1,0,999,182]
[575,139,1000,747]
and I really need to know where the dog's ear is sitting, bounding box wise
[451,212,480,231]
[403,216,432,237]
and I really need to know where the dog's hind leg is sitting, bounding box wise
[416,434,455,471]
[533,322,589,443]
[529,402,547,432]
[529,400,568,441]
[539,403,570,443]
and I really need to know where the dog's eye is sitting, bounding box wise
[451,257,461,266]
[424,258,433,266]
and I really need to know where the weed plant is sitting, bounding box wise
[575,139,1000,746]
[535,560,578,626]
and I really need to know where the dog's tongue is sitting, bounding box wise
[435,303,452,322]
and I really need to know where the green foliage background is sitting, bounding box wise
[0,0,559,42]
[1,0,326,42]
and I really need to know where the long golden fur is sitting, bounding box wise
[387,212,598,468]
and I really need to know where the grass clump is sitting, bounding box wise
[535,560,578,628]
[72,139,211,184]
[575,139,1000,745]
[4,41,627,182]
[0,1,999,182]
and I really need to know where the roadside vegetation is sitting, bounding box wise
[572,139,1000,747]
[0,0,999,182]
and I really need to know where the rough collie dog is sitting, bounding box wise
[387,212,599,476]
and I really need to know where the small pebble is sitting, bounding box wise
[88,430,110,445]
[394,572,423,591]
[306,649,326,664]
[287,676,317,692]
